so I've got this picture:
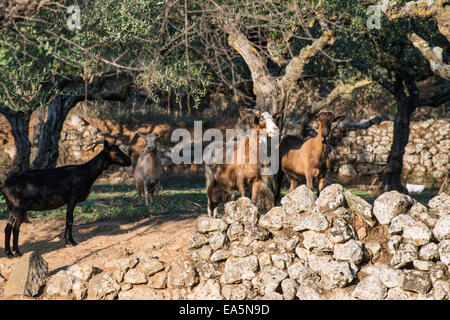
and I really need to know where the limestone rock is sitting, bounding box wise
[210,249,231,262]
[428,193,450,214]
[148,271,167,289]
[373,191,413,225]
[140,258,166,276]
[88,272,120,299]
[296,284,324,300]
[292,212,332,232]
[302,231,333,252]
[189,232,209,249]
[4,251,49,297]
[438,240,450,265]
[388,214,416,235]
[258,206,286,231]
[352,275,387,300]
[390,244,418,268]
[114,257,139,272]
[333,239,364,265]
[433,215,450,241]
[195,216,228,233]
[344,191,376,227]
[315,184,345,212]
[258,267,287,292]
[399,270,432,294]
[45,271,73,298]
[195,260,221,281]
[123,269,147,284]
[224,197,259,225]
[208,231,228,251]
[220,256,259,284]
[118,287,165,300]
[403,222,432,246]
[66,263,94,282]
[419,243,439,261]
[227,222,244,241]
[281,278,297,300]
[329,219,355,244]
[189,279,222,300]
[167,256,199,288]
[281,185,317,215]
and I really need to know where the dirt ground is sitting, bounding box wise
[0,213,198,299]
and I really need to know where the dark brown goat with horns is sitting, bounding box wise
[0,140,131,258]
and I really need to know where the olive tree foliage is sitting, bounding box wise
[0,0,212,172]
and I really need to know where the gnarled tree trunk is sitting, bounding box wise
[0,107,31,174]
[31,95,82,169]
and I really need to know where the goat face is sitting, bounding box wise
[139,133,159,151]
[252,111,280,138]
[104,141,132,166]
[309,111,344,139]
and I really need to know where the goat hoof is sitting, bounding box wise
[12,250,22,257]
[66,241,77,247]
[5,251,14,259]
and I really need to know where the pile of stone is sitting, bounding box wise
[329,119,449,185]
[1,185,448,300]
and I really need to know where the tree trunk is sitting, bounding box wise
[0,109,31,174]
[383,95,416,193]
[31,95,81,169]
[32,106,45,145]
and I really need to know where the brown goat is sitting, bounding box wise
[0,140,131,258]
[205,110,280,217]
[275,110,344,200]
[134,133,163,206]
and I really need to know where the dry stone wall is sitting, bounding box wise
[1,185,448,300]
[329,119,449,186]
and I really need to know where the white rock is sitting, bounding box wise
[388,235,403,255]
[66,263,94,282]
[352,275,387,300]
[390,244,418,269]
[45,271,73,297]
[315,184,345,212]
[208,231,227,251]
[258,267,287,292]
[114,257,139,272]
[123,269,147,285]
[388,214,416,235]
[385,287,413,300]
[189,279,222,300]
[281,278,297,300]
[413,260,434,271]
[403,222,432,246]
[428,193,450,214]
[438,240,450,265]
[321,261,355,290]
[379,265,402,288]
[302,231,333,252]
[296,284,324,300]
[333,239,364,265]
[419,243,439,261]
[281,185,317,214]
[195,216,228,233]
[373,191,413,225]
[220,256,259,284]
[292,213,332,232]
[329,219,355,244]
[433,215,450,241]
[258,207,286,231]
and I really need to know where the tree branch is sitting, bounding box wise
[282,30,336,84]
[407,33,450,80]
[311,78,372,113]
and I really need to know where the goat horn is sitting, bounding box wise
[85,140,106,152]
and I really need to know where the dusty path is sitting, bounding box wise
[0,214,198,298]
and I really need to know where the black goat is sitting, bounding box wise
[0,140,131,258]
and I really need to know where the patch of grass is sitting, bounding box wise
[0,182,209,223]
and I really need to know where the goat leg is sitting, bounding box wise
[12,214,24,257]
[64,202,77,247]
[4,219,13,258]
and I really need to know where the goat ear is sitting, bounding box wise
[252,115,261,126]
[334,115,345,122]
[307,112,317,121]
